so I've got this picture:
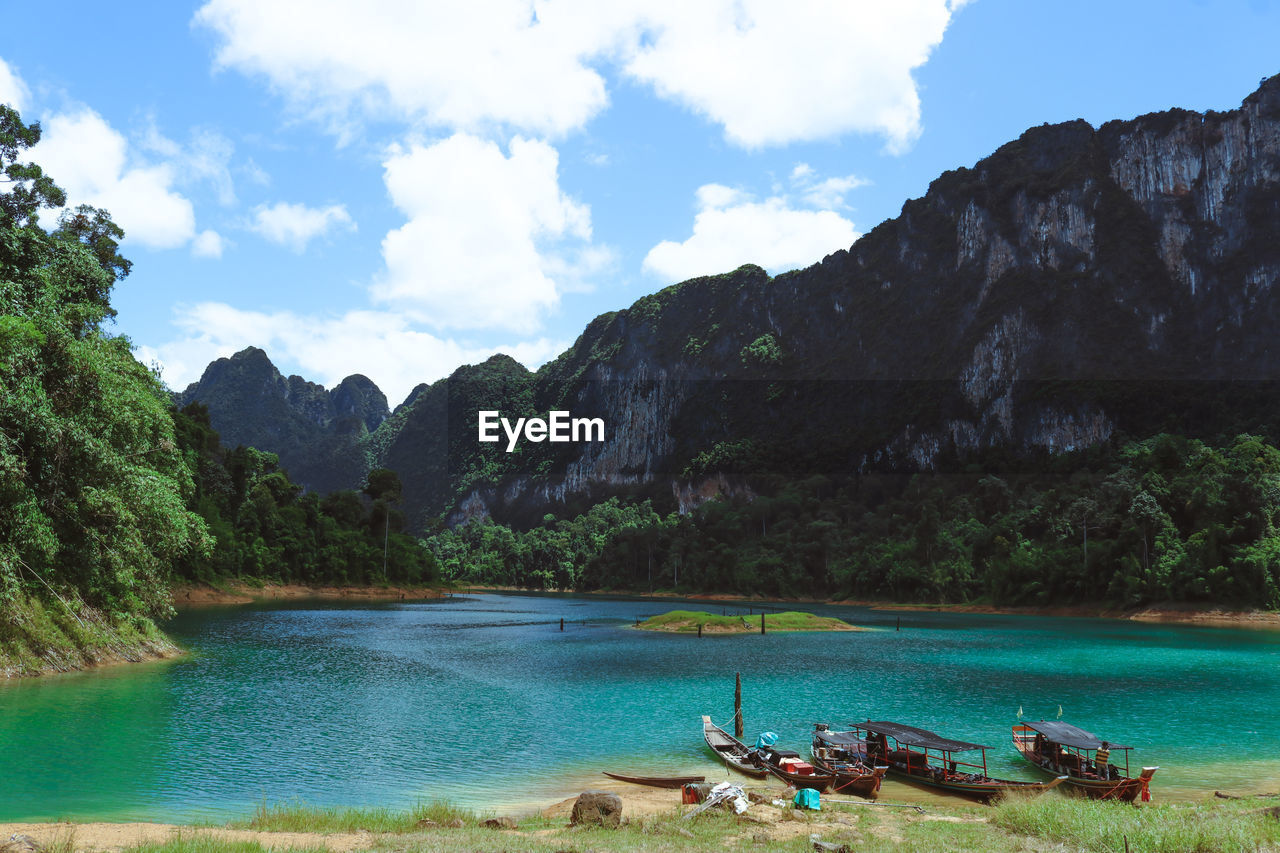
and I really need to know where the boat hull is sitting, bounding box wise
[810,742,885,798]
[702,715,768,779]
[883,765,1065,802]
[602,772,706,789]
[1011,740,1155,802]
[826,764,886,798]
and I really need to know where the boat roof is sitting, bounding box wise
[859,721,991,752]
[815,730,864,747]
[1021,721,1130,750]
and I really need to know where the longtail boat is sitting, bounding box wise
[701,715,768,779]
[1012,721,1157,802]
[811,724,887,798]
[601,771,706,788]
[850,720,1066,802]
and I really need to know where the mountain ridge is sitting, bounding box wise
[178,73,1280,529]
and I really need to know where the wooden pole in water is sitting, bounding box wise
[896,617,900,632]
[761,612,766,634]
[560,617,564,631]
[734,672,743,739]
[698,622,702,638]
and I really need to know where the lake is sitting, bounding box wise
[2,593,1277,822]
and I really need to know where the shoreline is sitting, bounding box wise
[170,582,452,607]
[170,581,1280,629]
[2,781,1278,853]
[0,636,183,681]
[464,585,1280,630]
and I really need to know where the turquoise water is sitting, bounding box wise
[2,593,1278,821]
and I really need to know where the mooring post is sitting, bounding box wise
[698,622,703,638]
[761,612,766,634]
[560,617,564,632]
[734,672,743,739]
[896,617,900,632]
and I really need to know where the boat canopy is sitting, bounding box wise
[859,721,991,752]
[1021,721,1130,751]
[814,730,864,747]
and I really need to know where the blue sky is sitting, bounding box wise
[3,0,1278,405]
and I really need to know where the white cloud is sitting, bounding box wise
[643,171,862,283]
[191,229,225,258]
[789,163,869,209]
[194,0,621,139]
[193,0,963,150]
[250,201,355,251]
[0,66,230,252]
[374,133,609,332]
[623,0,960,149]
[0,57,30,113]
[146,302,567,405]
[31,108,197,249]
[241,158,271,187]
[142,125,237,206]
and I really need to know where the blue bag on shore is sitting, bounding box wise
[793,788,821,810]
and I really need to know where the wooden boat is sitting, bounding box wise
[1012,721,1157,802]
[601,771,706,788]
[811,724,888,798]
[755,744,837,792]
[702,715,768,779]
[850,721,1066,802]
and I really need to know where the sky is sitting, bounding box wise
[2,0,1279,406]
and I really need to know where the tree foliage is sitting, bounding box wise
[427,434,1280,609]
[173,405,436,586]
[0,105,207,621]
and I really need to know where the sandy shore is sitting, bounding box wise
[0,822,378,852]
[171,582,451,607]
[0,784,976,852]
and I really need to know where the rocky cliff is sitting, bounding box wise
[175,347,387,494]
[181,75,1280,528]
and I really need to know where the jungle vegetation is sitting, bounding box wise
[425,433,1280,609]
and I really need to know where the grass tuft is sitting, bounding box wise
[128,839,327,853]
[637,609,861,633]
[0,594,175,677]
[992,792,1280,853]
[240,800,480,833]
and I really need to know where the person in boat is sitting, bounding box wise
[867,732,889,762]
[1095,743,1112,780]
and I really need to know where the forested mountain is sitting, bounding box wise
[176,347,387,494]
[185,75,1280,536]
[172,403,435,587]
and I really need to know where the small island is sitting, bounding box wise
[636,609,864,633]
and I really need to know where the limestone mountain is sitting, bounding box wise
[181,75,1280,530]
[175,347,387,494]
